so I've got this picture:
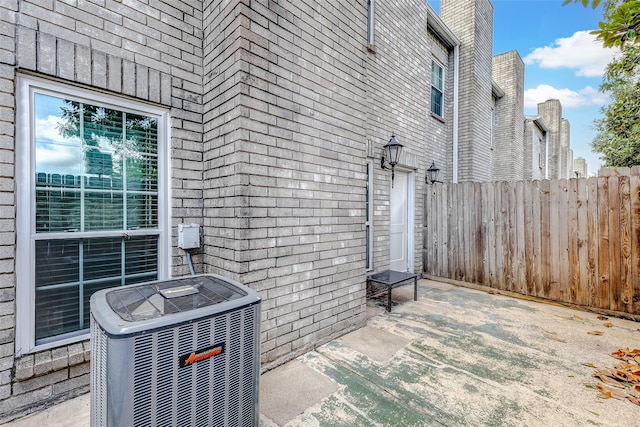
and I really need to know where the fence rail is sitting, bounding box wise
[423,167,640,317]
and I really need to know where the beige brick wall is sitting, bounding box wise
[538,99,563,180]
[441,0,495,182]
[562,119,571,179]
[524,118,547,180]
[492,50,525,181]
[200,0,369,368]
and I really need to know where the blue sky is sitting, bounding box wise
[431,0,616,175]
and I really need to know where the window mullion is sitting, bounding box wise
[78,239,84,330]
[121,237,126,287]
[122,111,127,231]
[80,103,85,233]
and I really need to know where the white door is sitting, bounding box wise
[390,171,409,271]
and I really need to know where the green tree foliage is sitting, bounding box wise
[564,0,639,48]
[566,0,640,167]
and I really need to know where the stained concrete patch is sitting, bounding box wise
[260,359,338,426]
[337,325,410,363]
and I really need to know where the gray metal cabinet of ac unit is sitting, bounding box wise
[90,274,261,427]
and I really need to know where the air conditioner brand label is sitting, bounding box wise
[179,343,225,368]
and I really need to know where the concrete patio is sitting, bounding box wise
[4,279,640,426]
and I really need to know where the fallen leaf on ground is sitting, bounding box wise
[604,322,613,328]
[548,336,567,343]
[585,347,640,408]
[594,372,626,388]
[574,314,583,320]
[588,331,603,335]
[626,396,640,406]
[543,328,557,335]
[598,315,609,321]
[596,383,627,400]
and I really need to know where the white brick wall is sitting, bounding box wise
[201,0,369,368]
[441,0,495,183]
[492,50,525,181]
[538,99,563,180]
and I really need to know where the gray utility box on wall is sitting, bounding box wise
[90,274,261,427]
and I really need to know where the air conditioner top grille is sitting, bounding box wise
[90,274,260,337]
[106,275,247,321]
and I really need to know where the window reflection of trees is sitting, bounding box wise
[36,99,159,233]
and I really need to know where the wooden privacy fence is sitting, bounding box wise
[423,168,640,318]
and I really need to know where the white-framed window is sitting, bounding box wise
[366,162,373,270]
[430,60,444,117]
[15,75,170,355]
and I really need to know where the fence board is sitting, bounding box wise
[475,182,484,285]
[524,181,534,295]
[558,179,570,302]
[495,183,504,289]
[620,176,632,311]
[486,182,496,287]
[577,178,589,306]
[549,180,561,301]
[631,176,640,314]
[609,176,621,312]
[515,181,525,294]
[448,183,457,280]
[457,183,465,281]
[540,180,551,297]
[587,178,599,308]
[598,177,610,310]
[506,182,515,292]
[568,179,579,303]
[531,180,542,297]
[463,182,473,283]
[440,183,448,277]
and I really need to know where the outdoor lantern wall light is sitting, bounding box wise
[381,133,403,187]
[426,161,440,184]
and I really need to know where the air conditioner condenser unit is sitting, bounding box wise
[90,274,261,427]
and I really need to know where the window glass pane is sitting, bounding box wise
[128,194,158,229]
[35,284,79,340]
[431,89,443,116]
[430,61,444,116]
[125,235,159,280]
[82,279,121,329]
[85,192,124,230]
[35,240,80,286]
[34,94,158,235]
[127,155,158,192]
[34,95,84,178]
[35,189,81,232]
[126,113,158,155]
[431,62,443,90]
[84,238,122,281]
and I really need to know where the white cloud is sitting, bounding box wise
[523,31,617,77]
[524,84,609,109]
[35,115,83,175]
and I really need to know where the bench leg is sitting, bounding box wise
[387,285,392,312]
[414,277,417,301]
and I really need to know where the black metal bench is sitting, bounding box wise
[366,270,418,312]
